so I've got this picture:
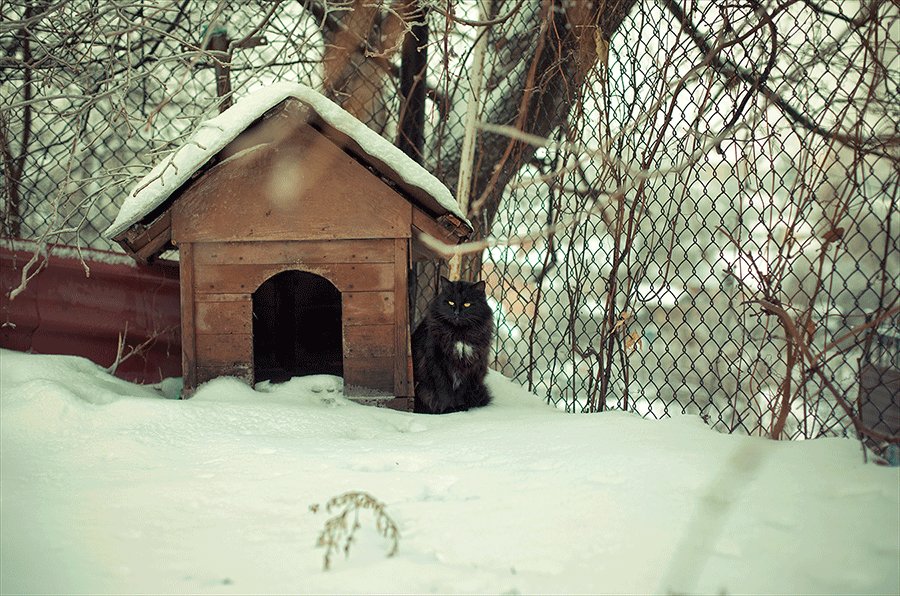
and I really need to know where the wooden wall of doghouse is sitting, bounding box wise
[131,113,468,409]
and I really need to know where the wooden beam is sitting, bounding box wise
[393,238,412,398]
[115,211,172,264]
[179,242,198,397]
[411,207,469,262]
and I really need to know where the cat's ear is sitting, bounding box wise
[471,280,486,294]
[440,275,452,288]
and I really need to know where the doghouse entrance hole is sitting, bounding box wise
[252,270,343,383]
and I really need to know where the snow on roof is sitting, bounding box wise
[105,82,466,239]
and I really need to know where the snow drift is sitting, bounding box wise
[1,349,897,594]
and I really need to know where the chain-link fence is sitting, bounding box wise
[2,1,897,451]
[1,1,328,249]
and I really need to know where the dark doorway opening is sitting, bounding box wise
[252,270,343,383]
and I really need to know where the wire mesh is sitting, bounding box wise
[2,0,897,447]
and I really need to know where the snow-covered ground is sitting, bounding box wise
[1,349,897,594]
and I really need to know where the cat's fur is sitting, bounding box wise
[412,277,494,414]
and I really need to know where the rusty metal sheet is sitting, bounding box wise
[1,243,181,384]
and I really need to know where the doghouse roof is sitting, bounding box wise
[104,82,471,251]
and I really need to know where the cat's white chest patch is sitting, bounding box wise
[454,341,475,359]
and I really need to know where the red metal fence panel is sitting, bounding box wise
[1,242,181,384]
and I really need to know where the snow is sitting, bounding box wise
[1,348,898,595]
[104,82,466,240]
[4,238,139,267]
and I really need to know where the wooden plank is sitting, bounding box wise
[195,299,251,335]
[331,263,395,292]
[343,324,395,357]
[179,242,197,396]
[197,363,254,385]
[122,211,171,249]
[412,206,459,244]
[344,356,395,394]
[134,225,173,263]
[192,293,249,302]
[349,396,414,412]
[171,123,413,244]
[116,238,143,263]
[135,210,171,243]
[194,239,395,266]
[195,333,252,366]
[343,291,394,326]
[309,115,468,230]
[411,207,469,262]
[217,100,313,161]
[393,239,411,397]
[194,263,394,294]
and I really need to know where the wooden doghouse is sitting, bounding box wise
[105,83,471,409]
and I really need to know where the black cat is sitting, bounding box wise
[412,277,494,414]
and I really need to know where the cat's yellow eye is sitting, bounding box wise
[463,303,471,308]
[448,300,455,306]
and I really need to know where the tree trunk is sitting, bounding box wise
[308,0,638,280]
[397,6,428,162]
[319,0,418,135]
[435,0,638,279]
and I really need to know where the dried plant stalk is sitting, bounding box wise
[313,491,400,570]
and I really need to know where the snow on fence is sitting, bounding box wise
[1,1,897,454]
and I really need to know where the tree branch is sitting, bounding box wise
[659,0,897,158]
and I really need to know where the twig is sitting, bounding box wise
[312,491,400,570]
[748,299,899,445]
[106,323,177,375]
